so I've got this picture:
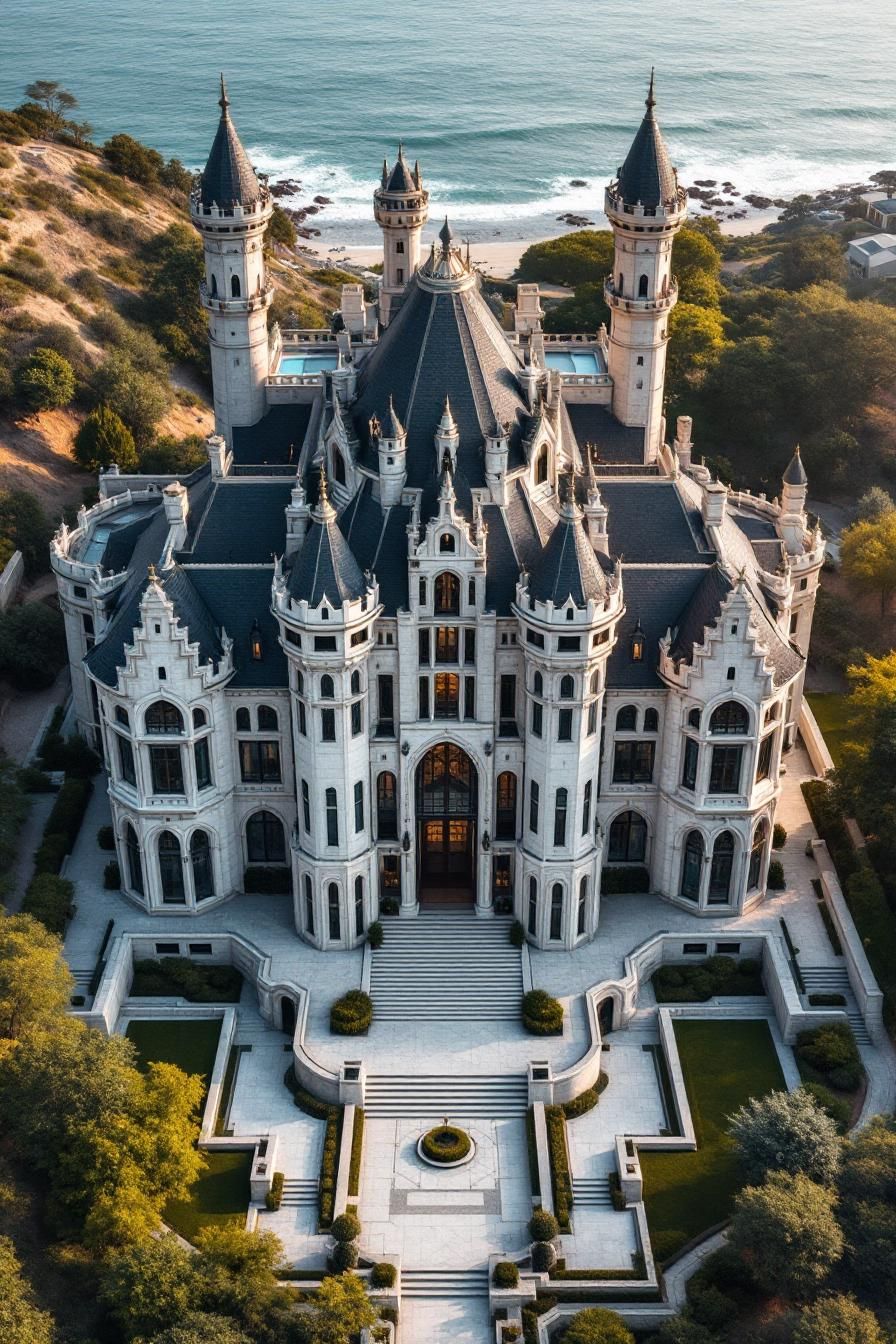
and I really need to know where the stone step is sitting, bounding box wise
[847,1012,872,1045]
[279,1181,319,1206]
[401,1268,490,1297]
[366,1075,528,1118]
[70,969,93,985]
[572,1176,614,1207]
[800,966,851,986]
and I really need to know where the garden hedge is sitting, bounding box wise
[22,872,74,934]
[420,1125,472,1163]
[522,989,564,1035]
[330,989,373,1035]
[653,956,764,1003]
[493,1261,520,1288]
[544,1107,572,1231]
[265,1171,284,1211]
[131,957,243,1003]
[796,1021,863,1092]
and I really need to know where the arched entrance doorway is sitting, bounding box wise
[415,743,477,907]
[598,997,615,1036]
[280,996,296,1035]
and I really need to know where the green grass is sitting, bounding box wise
[164,1150,252,1241]
[806,692,852,769]
[641,1019,786,1262]
[126,1018,222,1103]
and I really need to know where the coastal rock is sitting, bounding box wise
[694,178,717,187]
[556,212,593,227]
[570,179,588,187]
[744,193,773,208]
[270,178,302,198]
[313,195,332,205]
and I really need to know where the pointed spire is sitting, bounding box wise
[315,463,336,520]
[438,395,457,433]
[414,159,422,188]
[200,77,262,208]
[615,70,678,209]
[381,157,389,188]
[382,394,406,440]
[646,66,656,110]
[219,73,230,114]
[439,217,453,252]
[783,444,808,487]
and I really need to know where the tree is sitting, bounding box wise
[543,282,609,334]
[0,601,67,690]
[192,1225,289,1335]
[779,194,816,224]
[0,488,52,575]
[837,1117,896,1303]
[139,224,207,367]
[0,1235,54,1344]
[793,1294,885,1344]
[672,226,723,306]
[517,230,615,287]
[870,170,896,195]
[103,133,164,185]
[100,1236,193,1340]
[14,347,75,411]
[92,352,171,447]
[160,159,194,195]
[0,760,28,907]
[0,914,72,1058]
[139,435,207,476]
[268,205,297,249]
[146,1316,252,1344]
[652,1317,718,1344]
[23,80,77,136]
[856,487,896,522]
[666,303,728,400]
[729,1171,843,1298]
[778,235,844,290]
[299,1273,377,1344]
[560,1307,634,1344]
[729,1087,842,1185]
[841,512,896,616]
[74,404,138,472]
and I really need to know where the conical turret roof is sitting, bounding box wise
[783,445,808,487]
[200,76,262,208]
[287,469,366,606]
[529,490,610,607]
[384,142,418,194]
[616,71,679,209]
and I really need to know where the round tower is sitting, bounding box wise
[373,144,429,326]
[190,77,273,444]
[604,73,687,463]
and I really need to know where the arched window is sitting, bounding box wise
[608,810,647,863]
[296,670,304,695]
[320,675,335,700]
[644,707,659,732]
[496,772,517,840]
[332,447,346,486]
[527,876,538,936]
[439,532,455,552]
[434,572,460,615]
[230,274,241,298]
[680,831,704,903]
[376,772,398,839]
[618,271,624,294]
[559,675,574,699]
[246,810,286,864]
[192,707,207,729]
[709,831,734,904]
[158,831,185,904]
[616,704,637,732]
[577,876,588,936]
[210,274,218,297]
[638,273,649,297]
[235,707,251,731]
[688,708,701,730]
[328,883,341,940]
[710,701,749,735]
[553,788,568,847]
[533,671,543,696]
[549,884,563,940]
[590,671,600,694]
[325,788,338,846]
[350,671,361,696]
[748,819,769,890]
[257,705,278,731]
[190,831,214,901]
[354,875,364,937]
[534,444,548,485]
[304,873,314,936]
[146,700,184,734]
[125,823,143,896]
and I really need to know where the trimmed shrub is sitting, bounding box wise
[421,1125,472,1164]
[130,957,243,1003]
[653,956,764,1003]
[17,766,53,792]
[767,860,786,890]
[97,824,115,850]
[563,1073,609,1119]
[772,822,787,849]
[796,1022,863,1092]
[265,1171,284,1211]
[331,1211,361,1243]
[531,1241,556,1272]
[522,989,564,1035]
[510,919,526,948]
[103,860,120,890]
[330,1240,358,1273]
[348,1106,364,1197]
[330,989,373,1035]
[600,865,650,895]
[22,872,74,933]
[367,920,384,949]
[544,1106,572,1230]
[38,732,100,777]
[494,1261,520,1289]
[529,1208,559,1242]
[33,832,70,876]
[370,1261,396,1289]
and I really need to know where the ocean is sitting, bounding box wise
[2,0,895,244]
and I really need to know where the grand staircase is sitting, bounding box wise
[799,965,871,1044]
[369,912,523,1022]
[401,1268,490,1298]
[365,1072,528,1119]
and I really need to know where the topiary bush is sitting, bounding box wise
[330,989,373,1035]
[367,920,384,949]
[22,872,74,933]
[529,1208,559,1241]
[767,859,786,890]
[493,1261,520,1289]
[531,1240,556,1272]
[97,824,115,850]
[773,822,787,849]
[18,766,53,793]
[370,1261,396,1289]
[330,1239,358,1273]
[796,1021,863,1092]
[331,1210,361,1243]
[265,1171,284,1211]
[420,1125,472,1164]
[522,989,564,1035]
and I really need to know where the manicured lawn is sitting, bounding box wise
[807,692,851,769]
[641,1019,786,1262]
[125,1018,249,1240]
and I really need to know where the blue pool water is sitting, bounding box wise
[278,354,339,375]
[544,350,601,375]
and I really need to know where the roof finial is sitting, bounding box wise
[439,216,453,253]
[318,462,331,508]
[219,73,230,115]
[398,138,404,160]
[646,67,656,111]
[147,561,158,583]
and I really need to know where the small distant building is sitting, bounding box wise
[866,197,896,232]
[847,233,896,280]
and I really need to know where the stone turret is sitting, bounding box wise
[373,143,429,326]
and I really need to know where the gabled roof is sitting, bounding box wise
[200,77,262,208]
[528,501,609,606]
[669,564,733,663]
[616,72,679,209]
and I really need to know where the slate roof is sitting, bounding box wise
[200,80,262,209]
[231,404,313,466]
[566,404,646,465]
[599,480,712,563]
[385,150,418,194]
[180,481,294,564]
[185,566,286,687]
[608,566,711,688]
[615,74,679,209]
[529,507,609,606]
[783,447,808,486]
[668,564,733,663]
[287,493,367,607]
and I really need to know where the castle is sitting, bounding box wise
[52,77,824,950]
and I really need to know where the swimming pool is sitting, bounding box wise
[277,353,339,375]
[544,350,602,375]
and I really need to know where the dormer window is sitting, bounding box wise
[439,532,455,553]
[250,620,263,661]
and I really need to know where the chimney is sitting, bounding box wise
[701,477,727,530]
[673,415,693,470]
[162,481,189,547]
